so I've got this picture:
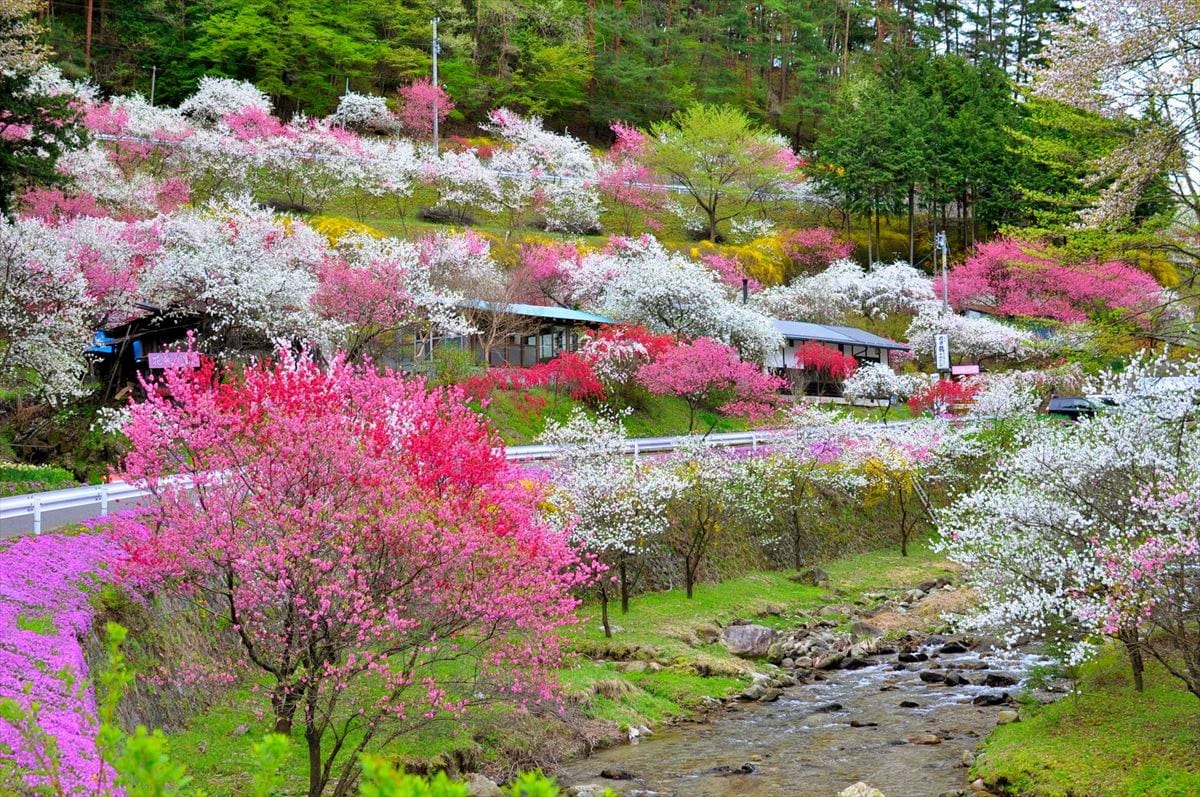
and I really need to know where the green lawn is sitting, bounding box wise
[159,541,953,794]
[974,649,1200,797]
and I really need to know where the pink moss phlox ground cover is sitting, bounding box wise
[0,531,120,792]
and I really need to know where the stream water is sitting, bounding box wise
[559,643,1052,797]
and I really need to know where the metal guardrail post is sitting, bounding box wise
[31,497,41,535]
[632,441,640,461]
[99,485,109,515]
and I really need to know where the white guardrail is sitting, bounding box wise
[0,429,789,538]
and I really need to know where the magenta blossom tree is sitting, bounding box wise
[111,349,589,797]
[396,78,453,140]
[636,337,783,433]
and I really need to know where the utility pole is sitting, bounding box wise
[149,65,157,106]
[84,0,94,69]
[936,230,950,312]
[431,17,441,155]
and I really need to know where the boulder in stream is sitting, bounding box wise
[721,624,776,657]
[839,783,887,797]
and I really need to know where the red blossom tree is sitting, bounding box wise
[789,342,859,396]
[636,337,784,432]
[110,350,588,797]
[907,379,979,416]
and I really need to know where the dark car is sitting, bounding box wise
[1045,396,1098,421]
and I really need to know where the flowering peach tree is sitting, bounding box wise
[110,350,589,797]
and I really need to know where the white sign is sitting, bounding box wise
[148,351,200,370]
[934,334,950,371]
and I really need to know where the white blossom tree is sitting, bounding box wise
[541,409,682,634]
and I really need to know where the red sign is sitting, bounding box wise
[148,351,200,370]
[951,364,980,376]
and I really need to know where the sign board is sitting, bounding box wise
[951,364,980,376]
[148,351,200,370]
[934,334,951,371]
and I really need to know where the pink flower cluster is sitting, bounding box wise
[637,336,784,421]
[0,532,120,792]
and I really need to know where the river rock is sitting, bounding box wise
[908,733,942,745]
[781,657,795,669]
[919,670,947,684]
[851,621,881,637]
[466,774,503,797]
[567,786,609,797]
[599,768,635,780]
[721,624,776,657]
[738,683,766,701]
[996,710,1019,725]
[972,692,1009,706]
[841,657,871,670]
[694,623,721,644]
[939,641,969,654]
[849,719,878,728]
[759,688,782,703]
[899,700,921,708]
[983,673,1018,688]
[839,783,886,797]
[943,672,970,687]
[795,656,814,669]
[792,566,830,585]
[898,652,928,663]
[814,702,844,713]
[815,652,846,670]
[961,750,976,767]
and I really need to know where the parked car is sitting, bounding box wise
[1086,394,1122,411]
[1045,396,1099,421]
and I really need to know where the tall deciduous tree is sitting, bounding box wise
[646,104,801,241]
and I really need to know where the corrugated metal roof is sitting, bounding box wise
[771,319,910,350]
[458,299,615,325]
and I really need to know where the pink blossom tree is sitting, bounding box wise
[944,238,1167,327]
[396,78,453,141]
[597,123,665,236]
[779,227,854,279]
[111,349,589,797]
[636,337,783,433]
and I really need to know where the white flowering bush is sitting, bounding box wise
[179,77,272,126]
[330,91,397,133]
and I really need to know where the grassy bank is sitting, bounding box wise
[974,649,1200,796]
[159,542,954,794]
[483,388,751,444]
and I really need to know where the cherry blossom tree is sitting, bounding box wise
[574,236,782,363]
[636,337,783,432]
[329,91,397,134]
[111,348,589,797]
[483,109,600,233]
[178,77,272,127]
[753,259,865,324]
[940,353,1200,693]
[1033,0,1200,238]
[842,362,925,417]
[577,324,675,402]
[906,308,1036,365]
[424,149,501,222]
[778,227,855,278]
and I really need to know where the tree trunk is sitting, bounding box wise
[619,557,630,614]
[307,726,323,797]
[685,557,695,599]
[908,183,916,264]
[898,486,909,557]
[1120,629,1145,692]
[599,582,612,638]
[791,506,803,571]
[272,684,299,734]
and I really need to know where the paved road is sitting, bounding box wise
[1,429,797,538]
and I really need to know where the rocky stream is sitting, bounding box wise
[557,578,1064,797]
